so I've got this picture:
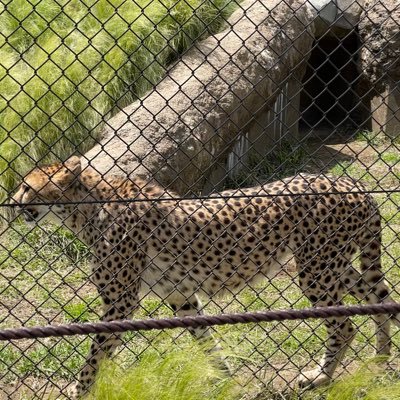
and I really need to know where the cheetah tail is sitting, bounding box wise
[358,209,400,328]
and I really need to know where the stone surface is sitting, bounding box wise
[335,0,363,29]
[84,0,316,194]
[312,0,363,35]
[371,83,400,137]
[359,0,400,136]
[359,0,400,92]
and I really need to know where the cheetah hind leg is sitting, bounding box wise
[167,294,231,374]
[342,265,392,356]
[295,254,356,388]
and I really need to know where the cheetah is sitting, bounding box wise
[11,156,399,397]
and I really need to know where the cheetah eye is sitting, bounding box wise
[19,183,40,201]
[15,184,27,198]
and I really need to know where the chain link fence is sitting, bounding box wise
[1,0,400,398]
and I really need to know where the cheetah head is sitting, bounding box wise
[12,156,82,225]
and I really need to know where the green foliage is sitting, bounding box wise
[85,346,242,400]
[0,337,90,380]
[224,141,308,189]
[376,193,400,225]
[328,161,362,178]
[83,357,400,400]
[381,152,400,165]
[354,130,388,146]
[63,298,99,322]
[0,0,238,203]
[323,363,400,400]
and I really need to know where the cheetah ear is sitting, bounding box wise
[64,156,82,178]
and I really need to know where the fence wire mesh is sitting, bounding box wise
[1,0,400,398]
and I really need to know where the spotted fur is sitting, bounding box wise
[12,156,398,397]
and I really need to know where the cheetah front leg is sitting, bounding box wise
[69,287,138,399]
[168,294,230,373]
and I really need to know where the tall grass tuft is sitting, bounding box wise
[84,346,242,400]
[308,362,400,400]
[0,0,238,202]
[84,355,400,400]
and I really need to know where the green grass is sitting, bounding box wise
[92,350,400,400]
[328,161,379,186]
[224,141,308,189]
[85,346,243,400]
[354,130,388,147]
[381,152,400,165]
[317,363,400,400]
[0,0,238,203]
[328,148,400,190]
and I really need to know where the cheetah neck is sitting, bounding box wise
[77,169,173,202]
[56,170,172,244]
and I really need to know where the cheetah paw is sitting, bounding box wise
[296,369,331,389]
[66,382,84,400]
